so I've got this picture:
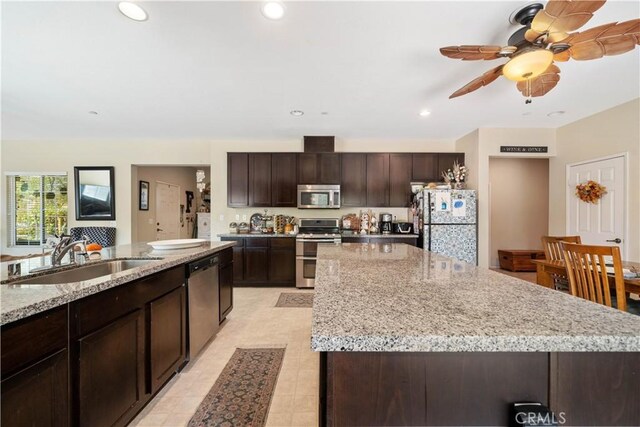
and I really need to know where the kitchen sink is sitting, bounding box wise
[13,259,158,285]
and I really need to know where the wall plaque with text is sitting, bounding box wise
[500,146,548,153]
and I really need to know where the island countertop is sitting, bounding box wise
[311,243,640,352]
[0,241,234,325]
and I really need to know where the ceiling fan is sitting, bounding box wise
[440,0,639,102]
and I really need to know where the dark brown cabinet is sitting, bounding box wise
[1,306,69,427]
[298,153,341,185]
[227,153,249,207]
[78,309,145,427]
[149,286,187,394]
[437,153,465,178]
[221,237,296,286]
[269,238,296,284]
[341,153,367,207]
[219,258,234,323]
[249,154,272,206]
[412,153,439,182]
[366,154,390,207]
[272,153,298,207]
[389,154,413,207]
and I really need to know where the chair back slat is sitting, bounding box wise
[541,235,582,261]
[562,243,626,311]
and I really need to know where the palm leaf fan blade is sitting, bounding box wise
[449,65,504,99]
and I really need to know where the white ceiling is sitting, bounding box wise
[2,1,639,141]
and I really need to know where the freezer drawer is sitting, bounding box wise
[427,224,477,265]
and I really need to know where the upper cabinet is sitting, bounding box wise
[227,153,249,207]
[227,152,464,208]
[412,153,439,182]
[298,153,341,185]
[341,154,367,207]
[271,153,297,207]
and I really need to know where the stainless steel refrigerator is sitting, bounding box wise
[422,189,477,264]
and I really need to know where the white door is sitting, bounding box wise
[567,155,626,256]
[156,182,180,240]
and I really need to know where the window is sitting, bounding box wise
[7,174,68,246]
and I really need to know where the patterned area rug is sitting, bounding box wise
[188,348,285,427]
[275,292,314,308]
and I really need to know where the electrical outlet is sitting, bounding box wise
[219,214,224,221]
[242,215,247,221]
[235,214,240,221]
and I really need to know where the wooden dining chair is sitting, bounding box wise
[541,235,582,290]
[561,242,627,312]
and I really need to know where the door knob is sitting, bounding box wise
[606,238,622,244]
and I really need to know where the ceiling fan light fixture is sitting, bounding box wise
[502,49,554,82]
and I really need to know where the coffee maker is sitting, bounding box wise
[380,213,393,235]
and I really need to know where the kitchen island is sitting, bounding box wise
[312,243,640,426]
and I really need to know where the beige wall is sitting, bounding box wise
[134,166,207,243]
[457,128,556,267]
[489,158,549,267]
[549,98,640,262]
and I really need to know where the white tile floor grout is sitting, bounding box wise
[129,287,318,427]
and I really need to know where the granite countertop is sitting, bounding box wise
[218,233,297,238]
[311,243,640,352]
[0,241,234,325]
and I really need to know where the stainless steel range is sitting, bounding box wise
[296,218,341,288]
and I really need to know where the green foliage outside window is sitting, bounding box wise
[13,175,68,245]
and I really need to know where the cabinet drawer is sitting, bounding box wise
[246,238,270,248]
[222,237,245,247]
[73,266,184,337]
[271,238,295,248]
[1,305,68,378]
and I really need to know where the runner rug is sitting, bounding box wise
[275,292,314,308]
[188,348,285,427]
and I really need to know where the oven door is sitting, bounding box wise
[296,257,317,288]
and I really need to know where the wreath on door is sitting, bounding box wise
[575,180,607,204]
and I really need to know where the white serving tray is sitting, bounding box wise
[147,238,208,250]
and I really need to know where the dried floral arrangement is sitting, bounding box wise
[442,161,467,187]
[575,180,607,204]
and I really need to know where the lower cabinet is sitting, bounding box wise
[219,249,234,323]
[222,237,296,286]
[149,286,187,393]
[78,309,145,427]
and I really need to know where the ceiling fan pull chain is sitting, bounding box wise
[525,78,532,104]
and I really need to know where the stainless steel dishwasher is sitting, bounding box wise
[186,255,220,359]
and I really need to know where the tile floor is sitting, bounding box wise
[130,287,318,427]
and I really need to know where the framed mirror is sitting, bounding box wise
[74,166,115,220]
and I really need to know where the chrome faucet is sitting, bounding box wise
[50,234,89,267]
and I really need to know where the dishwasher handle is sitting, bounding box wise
[188,255,219,276]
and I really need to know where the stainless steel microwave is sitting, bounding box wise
[297,185,341,209]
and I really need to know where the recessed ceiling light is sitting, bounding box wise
[321,112,329,115]
[290,110,304,117]
[419,110,431,117]
[522,112,532,116]
[261,1,285,20]
[88,111,99,115]
[547,110,566,117]
[118,2,148,22]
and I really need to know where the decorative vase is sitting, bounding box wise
[454,182,465,190]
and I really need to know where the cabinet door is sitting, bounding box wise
[341,154,367,207]
[437,153,465,178]
[412,153,438,182]
[366,154,390,207]
[389,154,413,207]
[1,349,68,427]
[244,248,269,283]
[219,263,234,322]
[269,239,296,285]
[319,153,341,184]
[249,153,272,206]
[272,153,298,207]
[78,309,145,427]
[149,286,187,393]
[233,247,244,283]
[227,153,249,207]
[298,153,318,184]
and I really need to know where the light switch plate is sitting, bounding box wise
[242,215,247,221]
[219,214,224,221]
[235,214,240,221]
